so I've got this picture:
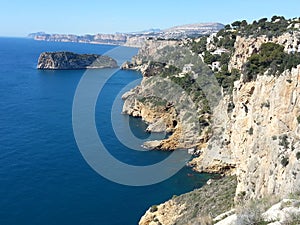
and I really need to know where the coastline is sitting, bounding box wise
[0,38,214,225]
[120,17,300,224]
[27,17,300,224]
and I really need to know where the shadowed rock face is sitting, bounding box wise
[37,51,118,70]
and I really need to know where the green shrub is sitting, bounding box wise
[261,101,270,109]
[279,134,289,149]
[281,157,289,167]
[296,152,300,160]
[243,42,300,82]
[248,127,254,135]
[297,115,300,124]
[227,102,235,113]
[160,64,181,78]
[203,51,218,64]
[215,67,240,94]
[236,197,278,225]
[190,36,208,54]
[150,205,158,213]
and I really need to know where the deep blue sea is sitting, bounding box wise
[0,38,210,225]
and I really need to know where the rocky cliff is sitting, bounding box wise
[122,39,216,150]
[139,176,237,225]
[191,66,300,200]
[133,17,300,225]
[37,51,118,70]
[190,23,300,201]
[30,32,128,45]
[29,23,224,48]
[229,32,300,71]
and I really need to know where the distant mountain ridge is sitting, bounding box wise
[28,22,224,47]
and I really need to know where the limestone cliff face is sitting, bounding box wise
[229,32,300,71]
[133,40,179,62]
[122,85,181,150]
[232,67,300,199]
[122,40,213,150]
[137,21,300,224]
[191,66,300,200]
[122,73,203,150]
[124,36,148,48]
[190,29,300,200]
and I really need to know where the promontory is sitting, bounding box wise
[37,51,118,70]
[121,16,300,225]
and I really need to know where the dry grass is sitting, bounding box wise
[172,176,237,225]
[235,196,281,225]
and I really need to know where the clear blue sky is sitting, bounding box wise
[1,0,299,37]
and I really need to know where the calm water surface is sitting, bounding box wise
[0,38,211,225]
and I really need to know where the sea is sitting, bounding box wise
[0,37,211,225]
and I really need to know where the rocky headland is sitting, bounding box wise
[122,16,300,225]
[37,51,118,70]
[29,23,224,48]
[121,39,216,150]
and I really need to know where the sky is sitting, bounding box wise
[0,0,299,37]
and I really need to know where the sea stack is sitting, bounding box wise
[37,51,118,70]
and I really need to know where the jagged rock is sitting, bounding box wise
[139,176,237,225]
[229,32,300,71]
[191,66,300,200]
[146,118,167,133]
[121,40,211,150]
[262,199,300,224]
[137,19,300,224]
[37,51,118,70]
[142,140,163,150]
[214,198,300,225]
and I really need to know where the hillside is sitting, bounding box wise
[121,16,300,225]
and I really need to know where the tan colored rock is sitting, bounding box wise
[139,200,186,225]
[229,32,300,71]
[192,66,300,200]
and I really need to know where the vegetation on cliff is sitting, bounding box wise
[116,15,300,225]
[174,176,237,224]
[139,176,237,225]
[228,16,300,38]
[243,42,300,82]
[189,16,300,92]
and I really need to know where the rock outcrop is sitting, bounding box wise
[229,32,300,71]
[139,176,237,225]
[191,66,300,201]
[190,26,300,199]
[122,76,200,150]
[122,40,215,150]
[37,51,118,70]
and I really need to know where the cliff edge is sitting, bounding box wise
[127,16,300,225]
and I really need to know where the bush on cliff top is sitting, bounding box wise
[243,42,300,82]
[220,16,299,38]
